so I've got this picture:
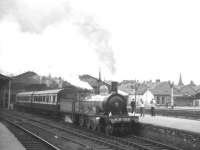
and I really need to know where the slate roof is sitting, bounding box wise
[194,85,200,92]
[0,73,11,80]
[179,85,197,96]
[118,87,134,95]
[79,74,110,87]
[12,71,40,85]
[150,81,182,96]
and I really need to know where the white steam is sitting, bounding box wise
[0,0,116,74]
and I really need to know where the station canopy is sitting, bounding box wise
[0,73,10,87]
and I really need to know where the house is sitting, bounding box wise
[176,85,197,106]
[129,88,154,107]
[194,88,200,107]
[151,81,197,106]
[119,84,154,107]
[79,74,111,94]
[150,81,182,106]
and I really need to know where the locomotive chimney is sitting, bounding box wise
[111,81,118,93]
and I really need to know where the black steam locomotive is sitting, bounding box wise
[15,82,139,135]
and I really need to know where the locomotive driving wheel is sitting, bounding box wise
[79,116,85,127]
[90,121,96,131]
[96,124,102,132]
[105,123,113,136]
[86,120,91,129]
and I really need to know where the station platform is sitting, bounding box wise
[0,122,25,150]
[129,113,200,134]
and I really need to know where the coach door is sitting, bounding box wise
[71,100,76,122]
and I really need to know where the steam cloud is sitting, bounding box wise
[0,0,116,74]
[0,0,72,33]
[74,16,116,74]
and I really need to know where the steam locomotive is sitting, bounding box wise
[15,82,139,135]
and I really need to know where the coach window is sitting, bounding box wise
[52,96,54,104]
[49,96,52,104]
[49,96,51,103]
[42,96,45,102]
[45,96,47,103]
[46,96,49,103]
[49,96,51,104]
[51,96,53,104]
[53,96,56,104]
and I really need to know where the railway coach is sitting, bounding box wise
[15,83,139,135]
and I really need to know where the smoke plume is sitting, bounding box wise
[74,16,116,74]
[0,0,72,33]
[0,0,116,74]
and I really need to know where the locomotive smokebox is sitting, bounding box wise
[111,81,118,93]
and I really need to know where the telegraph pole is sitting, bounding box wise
[8,80,11,110]
[169,81,174,109]
[134,80,139,102]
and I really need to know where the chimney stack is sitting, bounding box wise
[111,81,118,93]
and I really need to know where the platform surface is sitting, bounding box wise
[0,122,25,150]
[129,113,200,134]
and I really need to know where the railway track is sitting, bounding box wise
[1,118,60,150]
[125,135,180,150]
[1,110,182,150]
[143,108,200,120]
[1,111,126,150]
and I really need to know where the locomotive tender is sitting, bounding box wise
[15,83,139,135]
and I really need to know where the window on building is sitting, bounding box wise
[162,96,165,104]
[156,96,160,104]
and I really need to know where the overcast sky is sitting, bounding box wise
[0,0,200,84]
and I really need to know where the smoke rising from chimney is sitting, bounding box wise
[74,16,116,74]
[0,0,116,74]
[0,0,72,33]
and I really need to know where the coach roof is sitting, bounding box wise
[17,89,63,96]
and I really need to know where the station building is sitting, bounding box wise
[79,74,111,94]
[0,73,11,109]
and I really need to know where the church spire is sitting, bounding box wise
[99,68,101,81]
[178,73,184,86]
